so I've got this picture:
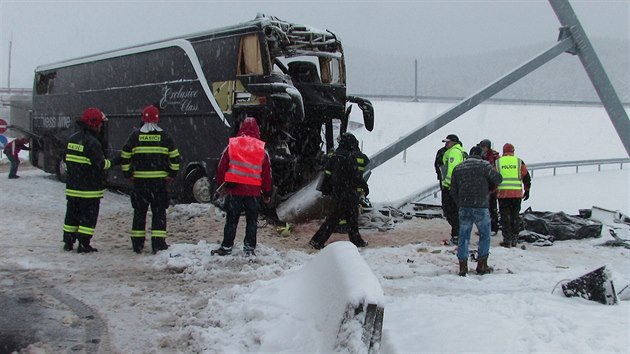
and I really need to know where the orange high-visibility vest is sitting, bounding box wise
[225,136,265,186]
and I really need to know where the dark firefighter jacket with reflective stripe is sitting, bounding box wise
[65,125,111,198]
[327,139,368,201]
[120,129,180,179]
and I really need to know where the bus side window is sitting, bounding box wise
[36,72,56,95]
[237,34,263,75]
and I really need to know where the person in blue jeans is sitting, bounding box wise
[450,146,503,276]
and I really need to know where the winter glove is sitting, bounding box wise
[262,191,272,205]
[523,190,530,201]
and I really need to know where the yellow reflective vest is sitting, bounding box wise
[441,144,465,189]
[496,156,523,191]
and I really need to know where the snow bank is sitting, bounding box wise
[251,241,384,352]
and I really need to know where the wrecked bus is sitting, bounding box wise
[30,14,374,206]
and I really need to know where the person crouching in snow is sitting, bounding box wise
[4,136,30,179]
[212,116,273,257]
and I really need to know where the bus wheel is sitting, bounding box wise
[185,169,212,203]
[56,157,68,183]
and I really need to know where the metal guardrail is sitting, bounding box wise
[0,88,32,95]
[528,158,629,177]
[405,157,629,207]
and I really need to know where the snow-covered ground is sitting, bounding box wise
[0,100,629,353]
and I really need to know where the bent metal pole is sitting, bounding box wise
[549,0,630,157]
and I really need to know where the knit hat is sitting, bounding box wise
[479,139,492,148]
[469,146,483,156]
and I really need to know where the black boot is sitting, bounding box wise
[476,256,494,275]
[151,237,169,254]
[63,233,76,251]
[350,233,368,248]
[499,235,512,248]
[211,246,232,256]
[77,236,98,253]
[458,259,468,277]
[309,239,325,250]
[131,237,145,254]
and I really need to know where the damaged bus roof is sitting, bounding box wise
[37,14,342,72]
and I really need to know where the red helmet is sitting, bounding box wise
[142,105,160,123]
[81,108,107,128]
[503,143,515,153]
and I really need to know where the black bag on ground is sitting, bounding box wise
[521,209,602,241]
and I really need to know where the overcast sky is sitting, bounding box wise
[1,0,628,89]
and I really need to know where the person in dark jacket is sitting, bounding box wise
[121,105,180,254]
[478,139,501,234]
[3,137,30,179]
[309,132,369,250]
[212,117,273,257]
[337,136,371,231]
[62,108,112,253]
[450,146,503,276]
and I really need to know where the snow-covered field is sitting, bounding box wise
[0,100,629,353]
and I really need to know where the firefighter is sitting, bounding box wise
[212,116,273,257]
[441,134,466,245]
[496,143,531,248]
[309,132,369,250]
[120,105,180,254]
[62,108,112,253]
[336,135,370,232]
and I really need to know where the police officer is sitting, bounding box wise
[62,108,112,253]
[496,143,531,248]
[121,105,180,254]
[309,132,369,250]
[441,134,466,245]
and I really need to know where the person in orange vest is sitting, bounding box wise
[496,143,531,248]
[3,137,30,179]
[212,117,273,257]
